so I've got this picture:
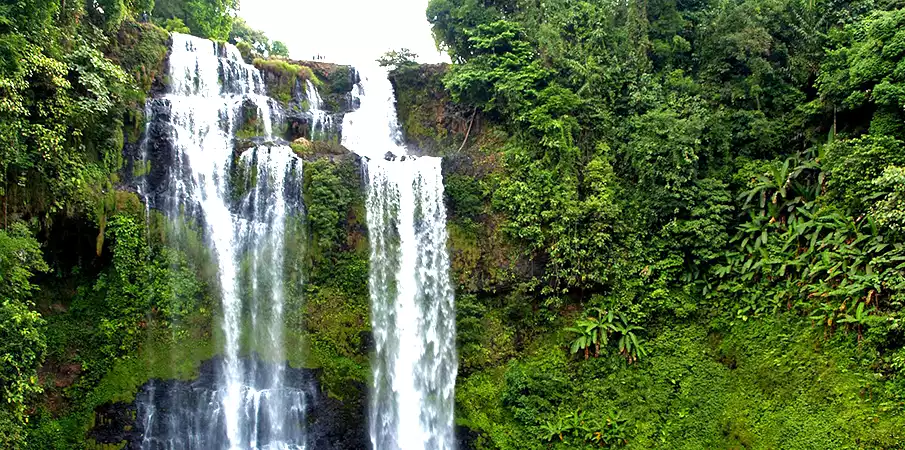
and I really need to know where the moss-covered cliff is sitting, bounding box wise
[389,63,905,449]
[18,25,372,448]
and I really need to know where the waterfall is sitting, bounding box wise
[139,33,307,449]
[342,66,458,450]
[305,79,332,140]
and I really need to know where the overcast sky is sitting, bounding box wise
[239,0,448,65]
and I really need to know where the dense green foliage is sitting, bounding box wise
[4,0,905,446]
[0,0,246,446]
[414,0,905,446]
[153,0,236,40]
[0,223,48,446]
[0,0,171,441]
[229,17,293,61]
[297,156,370,401]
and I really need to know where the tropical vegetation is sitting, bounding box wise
[398,0,905,446]
[2,0,905,447]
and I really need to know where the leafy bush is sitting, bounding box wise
[253,57,318,103]
[0,223,48,425]
[162,17,190,34]
[825,135,905,213]
[271,40,289,57]
[377,48,419,70]
[302,158,357,260]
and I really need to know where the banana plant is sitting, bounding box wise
[612,314,648,364]
[838,301,872,341]
[740,154,823,221]
[539,417,568,442]
[566,307,614,359]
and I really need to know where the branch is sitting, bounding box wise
[457,107,478,153]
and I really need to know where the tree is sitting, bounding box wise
[155,0,237,40]
[229,17,272,55]
[0,300,46,420]
[869,166,905,233]
[818,9,905,137]
[163,17,191,33]
[824,135,905,213]
[443,20,549,114]
[377,48,418,70]
[0,223,48,300]
[271,40,289,57]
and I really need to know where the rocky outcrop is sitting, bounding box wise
[388,63,477,157]
[130,54,361,217]
[389,64,532,295]
[110,44,369,450]
[255,58,358,143]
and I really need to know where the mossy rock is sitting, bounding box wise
[105,20,170,97]
[254,57,318,104]
[105,21,170,149]
[295,61,356,95]
[389,63,476,156]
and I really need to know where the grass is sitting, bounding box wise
[253,58,317,83]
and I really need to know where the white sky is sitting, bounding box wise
[239,0,448,65]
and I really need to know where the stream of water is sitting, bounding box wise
[342,65,458,450]
[140,33,306,450]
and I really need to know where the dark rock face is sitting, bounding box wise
[109,51,373,449]
[92,401,139,445]
[90,357,368,450]
[455,425,481,450]
[387,63,476,158]
[141,98,176,203]
[131,98,206,226]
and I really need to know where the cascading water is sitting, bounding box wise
[138,33,307,449]
[305,79,332,140]
[341,66,458,450]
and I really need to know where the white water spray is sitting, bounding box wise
[142,33,306,449]
[342,65,458,450]
[305,79,332,140]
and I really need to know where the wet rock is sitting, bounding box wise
[456,425,482,450]
[285,113,312,141]
[384,151,396,161]
[358,330,374,354]
[141,98,179,204]
[92,402,139,445]
[90,356,368,450]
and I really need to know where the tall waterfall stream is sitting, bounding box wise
[342,66,457,450]
[140,33,305,449]
[136,35,456,450]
